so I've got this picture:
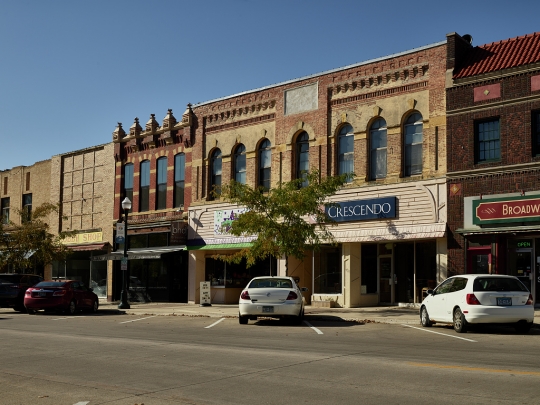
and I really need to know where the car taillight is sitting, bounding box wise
[53,290,67,296]
[240,290,250,300]
[25,289,32,296]
[286,291,298,300]
[466,293,481,305]
[526,294,533,305]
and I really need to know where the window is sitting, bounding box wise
[156,157,167,210]
[404,113,423,176]
[296,131,309,187]
[140,160,150,212]
[174,153,185,208]
[258,139,271,191]
[210,149,222,199]
[234,144,246,184]
[370,118,387,179]
[3,177,7,195]
[1,197,9,224]
[25,172,30,191]
[338,124,354,181]
[22,193,32,220]
[124,163,134,204]
[533,111,540,156]
[476,119,500,162]
[314,246,342,294]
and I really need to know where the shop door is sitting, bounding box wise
[515,249,533,293]
[379,256,393,303]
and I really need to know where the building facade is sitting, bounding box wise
[446,32,540,304]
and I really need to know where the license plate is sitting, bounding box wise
[497,297,512,306]
[262,306,274,313]
[39,291,46,297]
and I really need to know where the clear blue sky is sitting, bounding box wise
[1,0,539,171]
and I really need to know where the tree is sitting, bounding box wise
[215,170,353,272]
[0,203,74,273]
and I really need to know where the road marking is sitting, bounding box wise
[409,362,540,376]
[120,315,157,324]
[205,317,226,328]
[402,324,477,342]
[303,320,323,334]
[73,402,90,405]
[52,316,87,321]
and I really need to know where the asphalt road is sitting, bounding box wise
[1,308,539,405]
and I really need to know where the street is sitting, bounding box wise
[1,309,539,405]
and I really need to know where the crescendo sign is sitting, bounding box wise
[326,197,397,222]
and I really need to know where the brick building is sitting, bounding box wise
[186,39,449,306]
[446,32,540,303]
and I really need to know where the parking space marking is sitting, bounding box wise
[402,324,477,342]
[52,316,87,321]
[409,362,540,376]
[303,320,323,334]
[119,316,157,324]
[205,317,226,328]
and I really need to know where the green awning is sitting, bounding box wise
[187,242,253,251]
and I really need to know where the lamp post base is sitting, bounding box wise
[118,290,130,309]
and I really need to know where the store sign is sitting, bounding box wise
[325,197,397,222]
[116,224,125,244]
[473,196,540,225]
[170,221,188,245]
[214,208,247,235]
[62,232,103,245]
[200,281,211,306]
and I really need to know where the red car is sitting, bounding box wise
[24,280,99,314]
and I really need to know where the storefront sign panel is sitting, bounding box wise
[170,221,188,245]
[325,197,397,223]
[63,232,103,245]
[473,196,540,224]
[214,208,247,235]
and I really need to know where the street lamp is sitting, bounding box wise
[118,197,131,309]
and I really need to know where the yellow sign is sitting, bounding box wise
[62,232,103,245]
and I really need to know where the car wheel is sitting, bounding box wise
[13,306,26,313]
[239,313,248,324]
[67,301,77,315]
[27,309,36,315]
[420,306,432,327]
[295,308,304,325]
[453,307,468,333]
[91,300,99,313]
[515,321,532,334]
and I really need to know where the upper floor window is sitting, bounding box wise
[210,149,222,199]
[476,119,500,162]
[140,160,150,212]
[1,197,9,224]
[25,172,30,191]
[404,113,423,176]
[234,144,246,184]
[296,132,309,187]
[533,111,540,156]
[338,124,354,181]
[258,139,271,191]
[124,163,134,204]
[370,118,387,179]
[3,177,7,195]
[174,153,185,208]
[22,193,32,221]
[156,157,168,210]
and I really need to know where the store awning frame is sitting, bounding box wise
[66,243,109,252]
[186,242,253,251]
[91,246,186,261]
[455,225,540,236]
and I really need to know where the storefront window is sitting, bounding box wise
[361,244,378,294]
[314,246,342,294]
[205,256,276,288]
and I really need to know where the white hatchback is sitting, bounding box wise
[420,274,534,333]
[238,276,307,325]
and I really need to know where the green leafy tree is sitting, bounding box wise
[0,203,74,273]
[215,170,353,272]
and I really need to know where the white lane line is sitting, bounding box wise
[73,402,90,405]
[52,316,87,321]
[303,320,323,334]
[402,325,477,342]
[120,316,157,324]
[205,318,226,328]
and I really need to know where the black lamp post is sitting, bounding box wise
[118,197,131,309]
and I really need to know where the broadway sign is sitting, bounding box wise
[473,195,540,225]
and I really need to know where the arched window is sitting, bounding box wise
[210,149,222,199]
[404,113,423,176]
[156,157,167,210]
[124,163,134,204]
[258,139,271,191]
[338,124,354,181]
[140,160,150,211]
[296,132,309,187]
[370,118,387,180]
[234,144,246,184]
[174,153,185,208]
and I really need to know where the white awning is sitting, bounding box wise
[330,223,446,242]
[91,246,186,261]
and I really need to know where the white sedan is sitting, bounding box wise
[420,274,534,333]
[238,276,307,325]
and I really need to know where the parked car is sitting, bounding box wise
[420,274,534,333]
[238,276,307,325]
[0,273,43,311]
[24,280,99,314]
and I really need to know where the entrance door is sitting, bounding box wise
[379,256,392,303]
[515,249,533,293]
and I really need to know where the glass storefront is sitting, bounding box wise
[313,246,342,294]
[52,251,108,298]
[205,256,277,289]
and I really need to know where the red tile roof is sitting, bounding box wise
[453,32,540,79]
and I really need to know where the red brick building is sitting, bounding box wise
[446,32,540,303]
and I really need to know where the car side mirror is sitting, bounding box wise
[301,287,309,292]
[89,287,94,292]
[427,289,434,296]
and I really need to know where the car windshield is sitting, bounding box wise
[0,278,12,284]
[473,277,528,292]
[34,281,68,288]
[0,275,22,283]
[248,278,293,289]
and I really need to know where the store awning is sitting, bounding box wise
[91,246,186,261]
[67,243,108,252]
[187,242,253,251]
[330,223,446,242]
[456,225,540,236]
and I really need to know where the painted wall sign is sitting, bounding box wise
[326,197,397,222]
[473,195,540,224]
[214,208,247,235]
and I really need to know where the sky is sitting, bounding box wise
[1,0,539,171]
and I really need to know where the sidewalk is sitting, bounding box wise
[99,300,540,327]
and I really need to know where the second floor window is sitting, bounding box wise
[259,139,271,191]
[370,118,387,180]
[476,119,500,162]
[156,157,167,210]
[338,124,354,181]
[174,153,185,208]
[234,144,246,184]
[1,197,9,224]
[404,113,423,176]
[22,193,32,221]
[140,160,150,211]
[124,163,134,204]
[210,149,222,199]
[533,111,540,156]
[296,132,309,188]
